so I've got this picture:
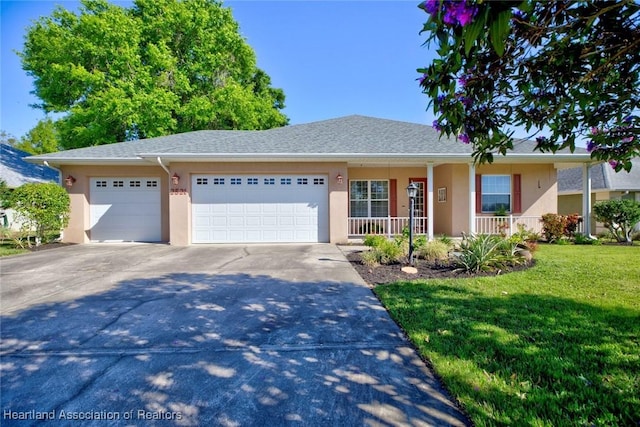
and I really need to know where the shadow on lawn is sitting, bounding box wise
[0,273,470,426]
[379,283,640,425]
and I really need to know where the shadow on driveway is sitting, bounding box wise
[1,270,470,426]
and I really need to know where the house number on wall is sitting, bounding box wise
[170,188,187,195]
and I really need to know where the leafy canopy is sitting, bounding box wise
[20,0,288,149]
[9,182,70,246]
[593,199,640,243]
[418,0,640,171]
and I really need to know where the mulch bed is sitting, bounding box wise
[345,250,534,286]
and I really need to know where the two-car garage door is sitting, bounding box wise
[192,174,329,243]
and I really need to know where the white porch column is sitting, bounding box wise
[469,163,476,234]
[582,163,592,237]
[427,163,434,241]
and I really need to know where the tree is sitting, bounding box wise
[593,199,640,243]
[12,118,60,155]
[19,0,288,149]
[0,131,19,146]
[418,0,640,171]
[9,182,70,246]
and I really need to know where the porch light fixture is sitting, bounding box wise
[336,173,343,184]
[406,182,419,265]
[171,173,180,186]
[64,175,76,187]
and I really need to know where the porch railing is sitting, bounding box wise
[348,216,428,238]
[475,215,584,236]
[349,215,585,239]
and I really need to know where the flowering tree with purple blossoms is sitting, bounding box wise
[418,0,640,171]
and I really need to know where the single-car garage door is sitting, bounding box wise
[192,174,329,243]
[90,177,161,242]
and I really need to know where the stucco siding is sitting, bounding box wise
[60,165,168,244]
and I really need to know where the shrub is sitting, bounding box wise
[508,224,540,252]
[363,234,386,248]
[593,199,640,243]
[541,213,583,242]
[437,234,454,246]
[361,235,406,266]
[455,234,525,273]
[574,233,601,245]
[9,182,70,247]
[418,240,451,263]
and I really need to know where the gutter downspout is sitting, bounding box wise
[157,156,171,177]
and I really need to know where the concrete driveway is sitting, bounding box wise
[1,244,469,426]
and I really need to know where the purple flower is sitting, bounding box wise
[459,133,470,144]
[454,2,477,26]
[432,120,442,131]
[419,73,428,85]
[621,136,634,143]
[536,136,548,145]
[609,160,620,169]
[458,75,469,87]
[586,140,597,153]
[512,8,525,20]
[423,0,440,15]
[590,127,600,135]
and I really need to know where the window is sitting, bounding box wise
[196,178,208,185]
[129,180,141,187]
[146,180,158,188]
[280,178,292,185]
[350,180,389,217]
[96,181,107,188]
[113,180,124,188]
[313,178,325,185]
[248,178,259,185]
[264,178,275,185]
[481,175,511,212]
[230,178,242,185]
[297,178,308,185]
[213,178,224,185]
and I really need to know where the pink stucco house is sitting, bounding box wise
[27,115,595,245]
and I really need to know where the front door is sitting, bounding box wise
[409,178,427,232]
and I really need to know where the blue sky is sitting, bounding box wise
[0,0,437,140]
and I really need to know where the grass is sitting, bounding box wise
[374,244,640,426]
[0,242,28,257]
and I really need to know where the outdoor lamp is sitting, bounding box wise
[64,175,76,187]
[171,173,180,186]
[406,182,419,265]
[336,174,343,184]
[406,182,418,199]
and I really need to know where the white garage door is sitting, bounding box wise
[90,178,161,242]
[192,175,329,243]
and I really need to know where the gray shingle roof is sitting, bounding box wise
[26,115,589,163]
[1,144,60,188]
[558,158,640,193]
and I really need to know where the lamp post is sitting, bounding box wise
[406,182,418,266]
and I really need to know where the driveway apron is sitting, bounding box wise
[1,244,470,426]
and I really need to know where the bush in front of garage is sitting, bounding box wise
[7,182,70,247]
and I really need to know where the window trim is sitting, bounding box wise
[479,174,512,214]
[349,179,390,218]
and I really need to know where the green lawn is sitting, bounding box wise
[0,243,28,257]
[375,245,639,426]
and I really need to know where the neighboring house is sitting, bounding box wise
[0,143,60,230]
[558,157,640,235]
[26,115,593,245]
